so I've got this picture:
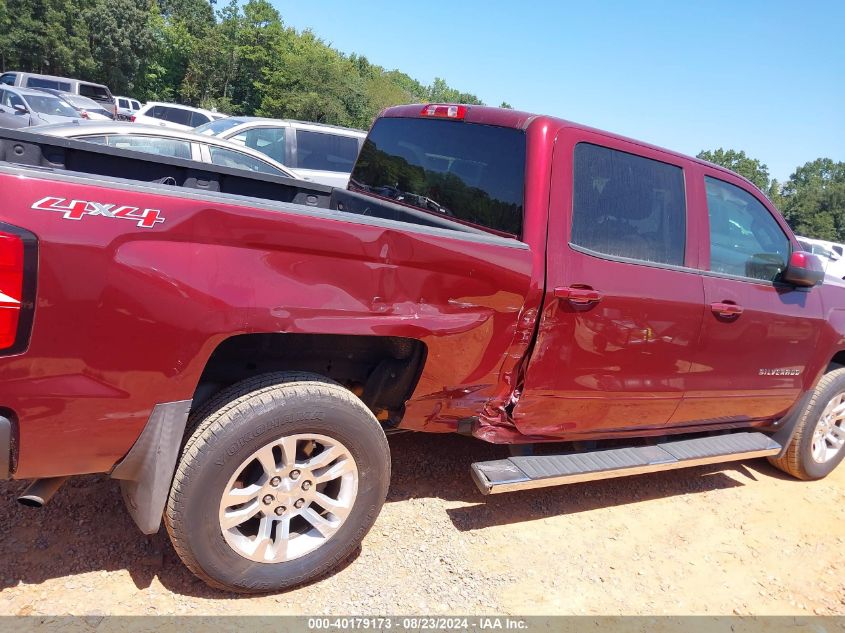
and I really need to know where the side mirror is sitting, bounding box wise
[13,104,28,114]
[782,251,825,287]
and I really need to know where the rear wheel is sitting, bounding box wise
[769,367,845,480]
[165,372,390,593]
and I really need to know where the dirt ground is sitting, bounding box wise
[1,431,844,616]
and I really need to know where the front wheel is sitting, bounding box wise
[769,367,845,480]
[165,373,390,593]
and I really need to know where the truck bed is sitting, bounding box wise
[0,128,495,238]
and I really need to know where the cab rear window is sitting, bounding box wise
[349,117,525,238]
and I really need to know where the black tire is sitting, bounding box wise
[164,372,390,593]
[768,367,845,480]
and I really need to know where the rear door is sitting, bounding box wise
[227,125,289,166]
[292,128,361,187]
[669,168,825,425]
[513,131,706,437]
[163,106,192,129]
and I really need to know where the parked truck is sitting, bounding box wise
[0,103,842,593]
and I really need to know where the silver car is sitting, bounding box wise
[32,121,300,178]
[194,117,365,187]
[0,86,81,128]
[32,89,114,120]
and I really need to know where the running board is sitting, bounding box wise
[471,432,781,495]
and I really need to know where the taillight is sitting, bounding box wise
[130,115,136,123]
[81,111,90,119]
[0,232,24,350]
[420,104,467,120]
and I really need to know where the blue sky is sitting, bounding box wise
[274,1,844,183]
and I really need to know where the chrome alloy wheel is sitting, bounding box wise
[218,433,358,563]
[811,391,845,464]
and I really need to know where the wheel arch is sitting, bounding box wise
[190,332,427,426]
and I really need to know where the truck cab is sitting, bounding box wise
[352,104,830,443]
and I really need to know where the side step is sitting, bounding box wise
[471,432,781,495]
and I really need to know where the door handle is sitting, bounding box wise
[710,301,743,318]
[554,286,603,305]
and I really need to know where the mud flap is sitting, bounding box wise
[110,400,192,534]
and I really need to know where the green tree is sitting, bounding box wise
[427,77,483,105]
[83,0,151,93]
[781,159,845,241]
[697,148,771,192]
[258,30,367,126]
[0,0,491,125]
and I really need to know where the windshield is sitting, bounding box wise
[194,118,244,135]
[349,117,526,237]
[25,95,80,117]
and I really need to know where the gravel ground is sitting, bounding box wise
[1,431,844,616]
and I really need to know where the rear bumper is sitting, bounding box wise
[0,415,11,479]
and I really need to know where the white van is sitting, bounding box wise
[194,117,366,187]
[0,71,115,116]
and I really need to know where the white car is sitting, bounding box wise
[114,96,142,121]
[797,236,845,279]
[32,121,300,179]
[194,117,365,187]
[132,102,226,131]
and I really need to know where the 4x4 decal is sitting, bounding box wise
[32,196,165,228]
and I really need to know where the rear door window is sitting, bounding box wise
[0,74,16,86]
[705,176,790,282]
[118,99,129,109]
[149,105,165,120]
[295,130,360,172]
[105,135,192,160]
[231,127,286,164]
[349,117,526,237]
[26,77,71,91]
[571,143,686,266]
[164,107,192,126]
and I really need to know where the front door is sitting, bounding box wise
[670,170,825,425]
[513,135,705,438]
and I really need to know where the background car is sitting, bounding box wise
[32,121,300,178]
[32,89,113,120]
[798,236,845,278]
[800,235,845,259]
[115,96,142,121]
[0,86,81,128]
[131,102,226,131]
[0,71,115,117]
[194,117,365,187]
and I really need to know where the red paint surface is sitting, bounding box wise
[2,104,844,478]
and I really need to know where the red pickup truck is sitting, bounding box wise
[0,103,842,593]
